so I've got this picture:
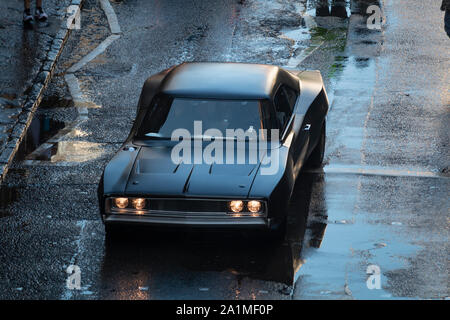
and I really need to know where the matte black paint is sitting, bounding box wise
[98,63,328,230]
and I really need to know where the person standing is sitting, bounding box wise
[442,0,450,38]
[23,0,48,23]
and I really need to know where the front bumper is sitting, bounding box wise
[104,213,271,229]
[103,197,271,229]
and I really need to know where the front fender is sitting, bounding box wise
[248,146,295,221]
[102,146,140,196]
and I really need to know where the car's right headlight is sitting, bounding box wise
[114,197,129,209]
[131,198,146,210]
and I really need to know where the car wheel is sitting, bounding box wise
[306,121,325,168]
[268,218,287,243]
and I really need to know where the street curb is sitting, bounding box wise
[0,0,86,184]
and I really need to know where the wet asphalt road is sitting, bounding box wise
[0,0,449,300]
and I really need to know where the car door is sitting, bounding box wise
[286,86,310,174]
[304,92,327,157]
[273,85,306,176]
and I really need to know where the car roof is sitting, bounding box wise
[160,62,283,99]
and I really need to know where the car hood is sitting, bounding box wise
[124,144,264,198]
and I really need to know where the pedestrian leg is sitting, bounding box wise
[23,0,33,23]
[35,0,48,21]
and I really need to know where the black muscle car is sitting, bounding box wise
[98,62,328,238]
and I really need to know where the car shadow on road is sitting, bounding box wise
[99,171,328,297]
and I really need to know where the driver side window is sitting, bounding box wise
[273,85,298,130]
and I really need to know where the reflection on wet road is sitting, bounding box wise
[98,172,320,299]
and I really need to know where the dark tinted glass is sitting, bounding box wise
[137,96,265,138]
[284,86,298,110]
[274,86,292,129]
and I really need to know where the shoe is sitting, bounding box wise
[35,7,48,21]
[23,10,34,23]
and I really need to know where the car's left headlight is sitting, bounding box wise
[247,200,262,213]
[114,197,129,209]
[229,200,244,213]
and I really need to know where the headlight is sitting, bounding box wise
[247,200,262,213]
[114,197,129,209]
[131,198,146,210]
[229,200,244,213]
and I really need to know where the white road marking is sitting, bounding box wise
[285,40,325,68]
[64,73,89,118]
[305,164,448,179]
[303,14,317,29]
[23,160,85,166]
[41,0,123,169]
[42,2,121,298]
[99,0,122,34]
[61,220,90,300]
[66,34,120,73]
[64,73,82,100]
[26,143,53,157]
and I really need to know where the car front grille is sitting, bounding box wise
[148,199,229,213]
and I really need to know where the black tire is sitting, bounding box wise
[306,121,326,168]
[268,218,287,243]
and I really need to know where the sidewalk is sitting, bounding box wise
[0,0,84,183]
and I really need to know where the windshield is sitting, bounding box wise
[136,95,268,139]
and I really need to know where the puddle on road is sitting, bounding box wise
[14,93,107,163]
[16,112,106,163]
[279,27,311,44]
[26,140,107,163]
[328,55,348,78]
[40,96,74,109]
[16,115,66,160]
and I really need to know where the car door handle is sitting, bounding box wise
[303,124,311,131]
